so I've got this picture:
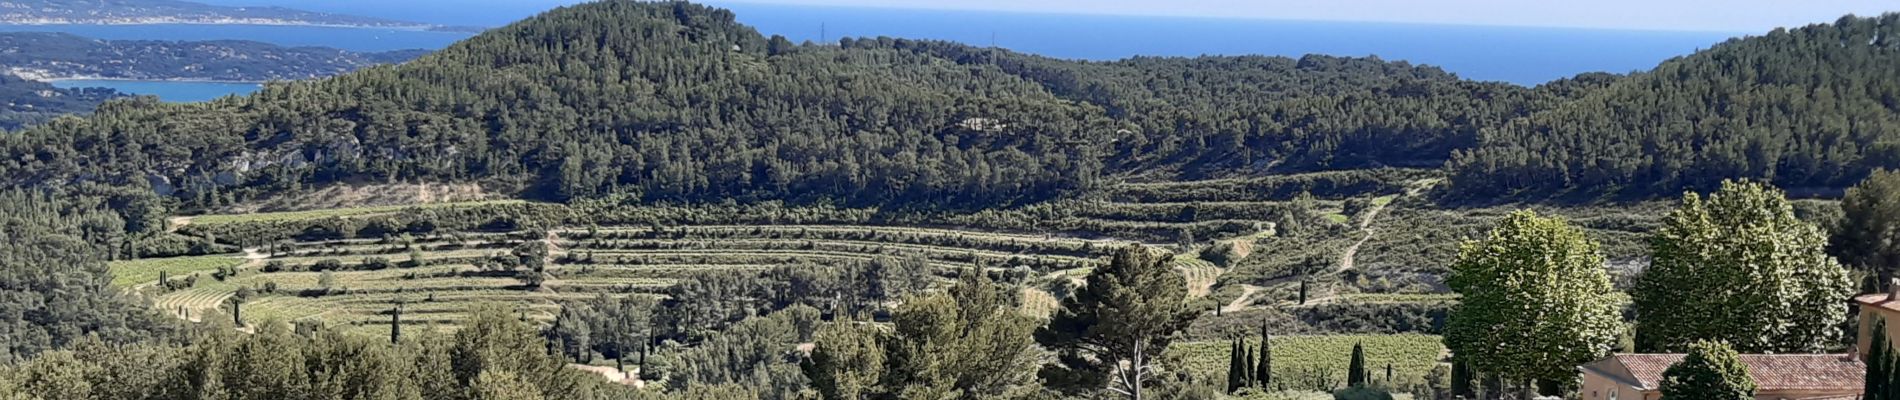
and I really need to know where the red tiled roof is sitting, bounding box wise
[1606,353,1863,391]
[1856,293,1900,312]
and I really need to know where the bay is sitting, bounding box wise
[49,79,263,103]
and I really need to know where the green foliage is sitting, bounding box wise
[1634,181,1854,353]
[1839,169,1900,284]
[1444,210,1623,384]
[106,254,245,288]
[2,308,627,400]
[1039,245,1200,398]
[1165,334,1444,393]
[1659,341,1755,400]
[803,322,887,400]
[1346,342,1368,387]
[1332,386,1394,400]
[1447,14,1900,199]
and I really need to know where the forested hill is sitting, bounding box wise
[0,73,122,130]
[0,1,1895,210]
[0,1,1546,210]
[1447,14,1900,200]
[0,32,426,81]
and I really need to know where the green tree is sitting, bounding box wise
[884,270,1044,399]
[1869,318,1890,400]
[802,322,887,400]
[1038,245,1200,400]
[1634,180,1855,353]
[1839,169,1900,287]
[1444,210,1623,395]
[1255,324,1272,390]
[1658,341,1754,400]
[1346,342,1367,388]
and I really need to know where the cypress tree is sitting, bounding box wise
[1226,339,1245,393]
[1452,361,1473,398]
[1257,325,1273,386]
[1870,319,1888,400]
[390,302,403,344]
[1242,341,1256,385]
[1347,341,1368,387]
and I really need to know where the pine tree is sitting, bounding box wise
[1348,341,1368,387]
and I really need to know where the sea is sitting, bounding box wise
[14,1,1744,102]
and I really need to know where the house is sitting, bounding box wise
[1854,290,1900,359]
[1578,353,1862,400]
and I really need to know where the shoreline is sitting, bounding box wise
[42,77,267,85]
[0,21,466,33]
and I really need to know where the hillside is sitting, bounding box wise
[0,2,1893,398]
[0,32,425,81]
[0,1,1566,212]
[0,0,434,28]
[0,73,121,130]
[1447,14,1900,200]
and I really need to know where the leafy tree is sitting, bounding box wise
[1634,181,1855,353]
[802,269,1042,399]
[1659,341,1755,400]
[884,270,1045,399]
[803,322,887,400]
[1038,245,1200,399]
[1445,210,1623,395]
[1840,169,1900,286]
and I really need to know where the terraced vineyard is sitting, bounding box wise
[138,219,1153,334]
[107,254,247,288]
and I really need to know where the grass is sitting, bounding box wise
[108,254,246,288]
[188,200,528,225]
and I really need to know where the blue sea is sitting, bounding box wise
[26,1,1747,100]
[48,79,263,103]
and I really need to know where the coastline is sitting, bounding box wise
[41,77,267,85]
[0,20,451,32]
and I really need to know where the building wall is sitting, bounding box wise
[1858,303,1900,359]
[1579,370,1650,400]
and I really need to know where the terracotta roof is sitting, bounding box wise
[1600,353,1863,391]
[1856,293,1900,312]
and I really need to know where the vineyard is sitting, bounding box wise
[107,254,248,288]
[1165,334,1446,391]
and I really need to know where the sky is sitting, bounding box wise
[197,0,1893,33]
[711,0,1893,33]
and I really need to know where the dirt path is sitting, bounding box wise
[166,216,194,233]
[1222,284,1263,313]
[570,364,642,388]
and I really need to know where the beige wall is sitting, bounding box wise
[1860,304,1900,359]
[1579,370,1651,400]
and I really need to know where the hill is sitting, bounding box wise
[0,1,1562,211]
[0,32,426,82]
[1447,14,1900,200]
[0,73,122,130]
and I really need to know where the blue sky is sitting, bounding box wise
[713,0,1893,32]
[200,0,1893,33]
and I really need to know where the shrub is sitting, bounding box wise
[1331,386,1393,400]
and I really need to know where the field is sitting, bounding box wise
[122,168,1623,394]
[1165,334,1446,391]
[108,254,248,288]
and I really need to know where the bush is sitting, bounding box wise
[1332,386,1394,400]
[313,259,344,271]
